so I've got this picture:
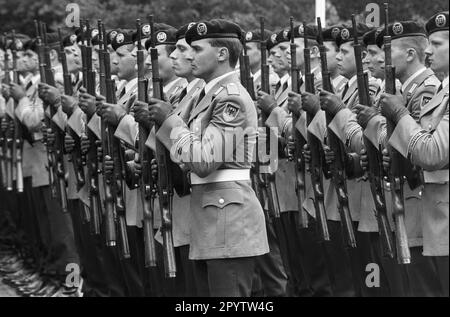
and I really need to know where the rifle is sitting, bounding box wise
[100,23,130,257]
[136,19,157,267]
[382,5,410,264]
[57,28,86,192]
[149,15,176,278]
[317,17,357,248]
[350,16,394,256]
[303,22,330,241]
[38,22,69,212]
[10,30,24,193]
[289,17,308,229]
[0,35,7,188]
[82,20,102,234]
[2,33,13,191]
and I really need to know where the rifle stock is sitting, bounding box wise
[317,17,356,248]
[136,19,157,267]
[382,5,410,264]
[303,22,329,241]
[290,17,308,229]
[350,15,395,257]
[149,15,176,278]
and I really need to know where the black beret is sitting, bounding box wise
[144,25,177,50]
[176,22,197,41]
[244,29,272,43]
[362,28,381,46]
[9,33,31,51]
[105,29,119,45]
[132,23,152,43]
[288,24,318,40]
[111,29,134,51]
[425,11,449,35]
[185,19,242,45]
[375,21,427,48]
[335,23,371,47]
[321,25,344,42]
[62,33,78,47]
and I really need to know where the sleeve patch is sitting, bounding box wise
[420,95,433,107]
[223,103,240,122]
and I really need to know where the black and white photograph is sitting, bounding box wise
[0,0,448,302]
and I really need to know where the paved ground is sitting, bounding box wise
[0,278,19,297]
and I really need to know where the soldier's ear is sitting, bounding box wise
[217,46,228,63]
[405,48,417,63]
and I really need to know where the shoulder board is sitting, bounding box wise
[408,83,418,95]
[226,83,240,96]
[424,76,440,87]
[213,86,225,98]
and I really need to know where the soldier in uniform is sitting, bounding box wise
[135,19,269,297]
[356,21,441,296]
[379,11,449,297]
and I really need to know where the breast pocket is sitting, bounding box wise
[201,187,244,248]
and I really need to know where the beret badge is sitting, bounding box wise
[70,34,77,44]
[392,22,403,35]
[142,24,151,36]
[298,24,304,35]
[109,30,118,41]
[270,33,277,43]
[282,29,289,40]
[435,14,446,27]
[197,23,207,36]
[341,28,350,40]
[245,32,253,41]
[331,27,340,39]
[116,33,124,44]
[156,31,167,43]
[91,28,99,38]
[15,40,23,50]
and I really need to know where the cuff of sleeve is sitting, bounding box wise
[155,114,187,153]
[114,114,138,148]
[295,110,308,140]
[52,106,68,131]
[329,108,352,144]
[14,97,30,122]
[388,114,421,159]
[307,110,326,143]
[145,126,156,151]
[67,106,86,137]
[265,107,287,129]
[87,113,102,139]
[364,115,385,149]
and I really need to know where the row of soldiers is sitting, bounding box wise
[0,6,448,297]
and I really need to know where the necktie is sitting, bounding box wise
[341,82,349,99]
[119,86,126,99]
[195,88,206,107]
[178,87,187,102]
[274,80,281,93]
[437,83,443,93]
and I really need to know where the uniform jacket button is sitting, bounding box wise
[218,198,225,204]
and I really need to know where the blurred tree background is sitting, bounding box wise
[0,0,448,35]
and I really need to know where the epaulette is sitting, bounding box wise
[424,76,440,87]
[226,83,240,95]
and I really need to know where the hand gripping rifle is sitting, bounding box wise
[100,23,130,257]
[382,5,410,264]
[317,17,356,248]
[149,15,176,278]
[58,28,86,192]
[289,17,308,229]
[2,33,14,191]
[10,30,24,193]
[303,22,330,241]
[136,19,157,267]
[350,15,394,257]
[83,21,102,234]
